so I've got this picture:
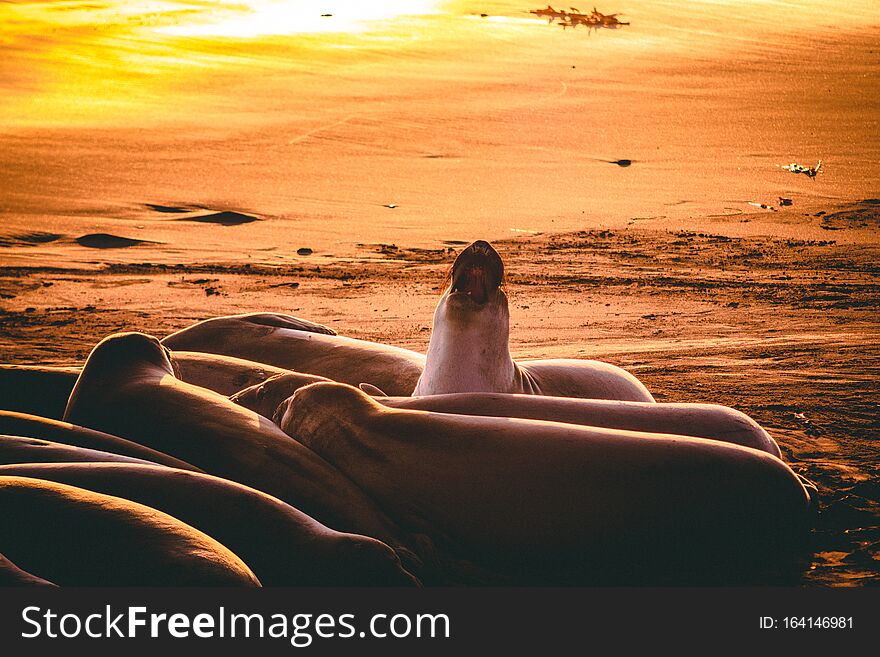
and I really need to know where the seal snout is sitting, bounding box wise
[450,240,504,306]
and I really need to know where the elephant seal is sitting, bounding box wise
[240,378,775,456]
[170,351,292,396]
[0,355,277,421]
[1,553,56,587]
[375,393,781,457]
[0,476,260,586]
[0,411,201,470]
[0,365,79,419]
[278,382,811,584]
[0,434,156,467]
[63,332,420,569]
[230,372,332,419]
[413,241,653,400]
[0,463,417,587]
[162,313,426,396]
[0,354,295,418]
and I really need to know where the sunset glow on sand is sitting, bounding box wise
[159,0,442,37]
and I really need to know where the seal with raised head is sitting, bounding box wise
[63,332,420,570]
[0,476,260,587]
[166,243,653,401]
[0,463,417,587]
[413,240,653,400]
[277,382,811,584]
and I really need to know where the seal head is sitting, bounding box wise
[448,240,504,307]
[413,241,515,395]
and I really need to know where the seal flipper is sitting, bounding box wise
[0,553,57,587]
[359,383,388,397]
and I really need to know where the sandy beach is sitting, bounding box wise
[1,1,878,586]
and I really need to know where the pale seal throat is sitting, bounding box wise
[413,240,516,396]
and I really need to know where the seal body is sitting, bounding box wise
[0,411,200,470]
[376,393,781,456]
[163,313,426,397]
[170,351,292,396]
[0,463,417,587]
[0,365,79,419]
[240,381,777,457]
[0,434,156,467]
[0,476,260,586]
[63,332,418,568]
[279,382,811,584]
[0,354,293,418]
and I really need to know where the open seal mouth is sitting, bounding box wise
[449,240,504,305]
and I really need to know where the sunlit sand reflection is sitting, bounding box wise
[158,0,442,38]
